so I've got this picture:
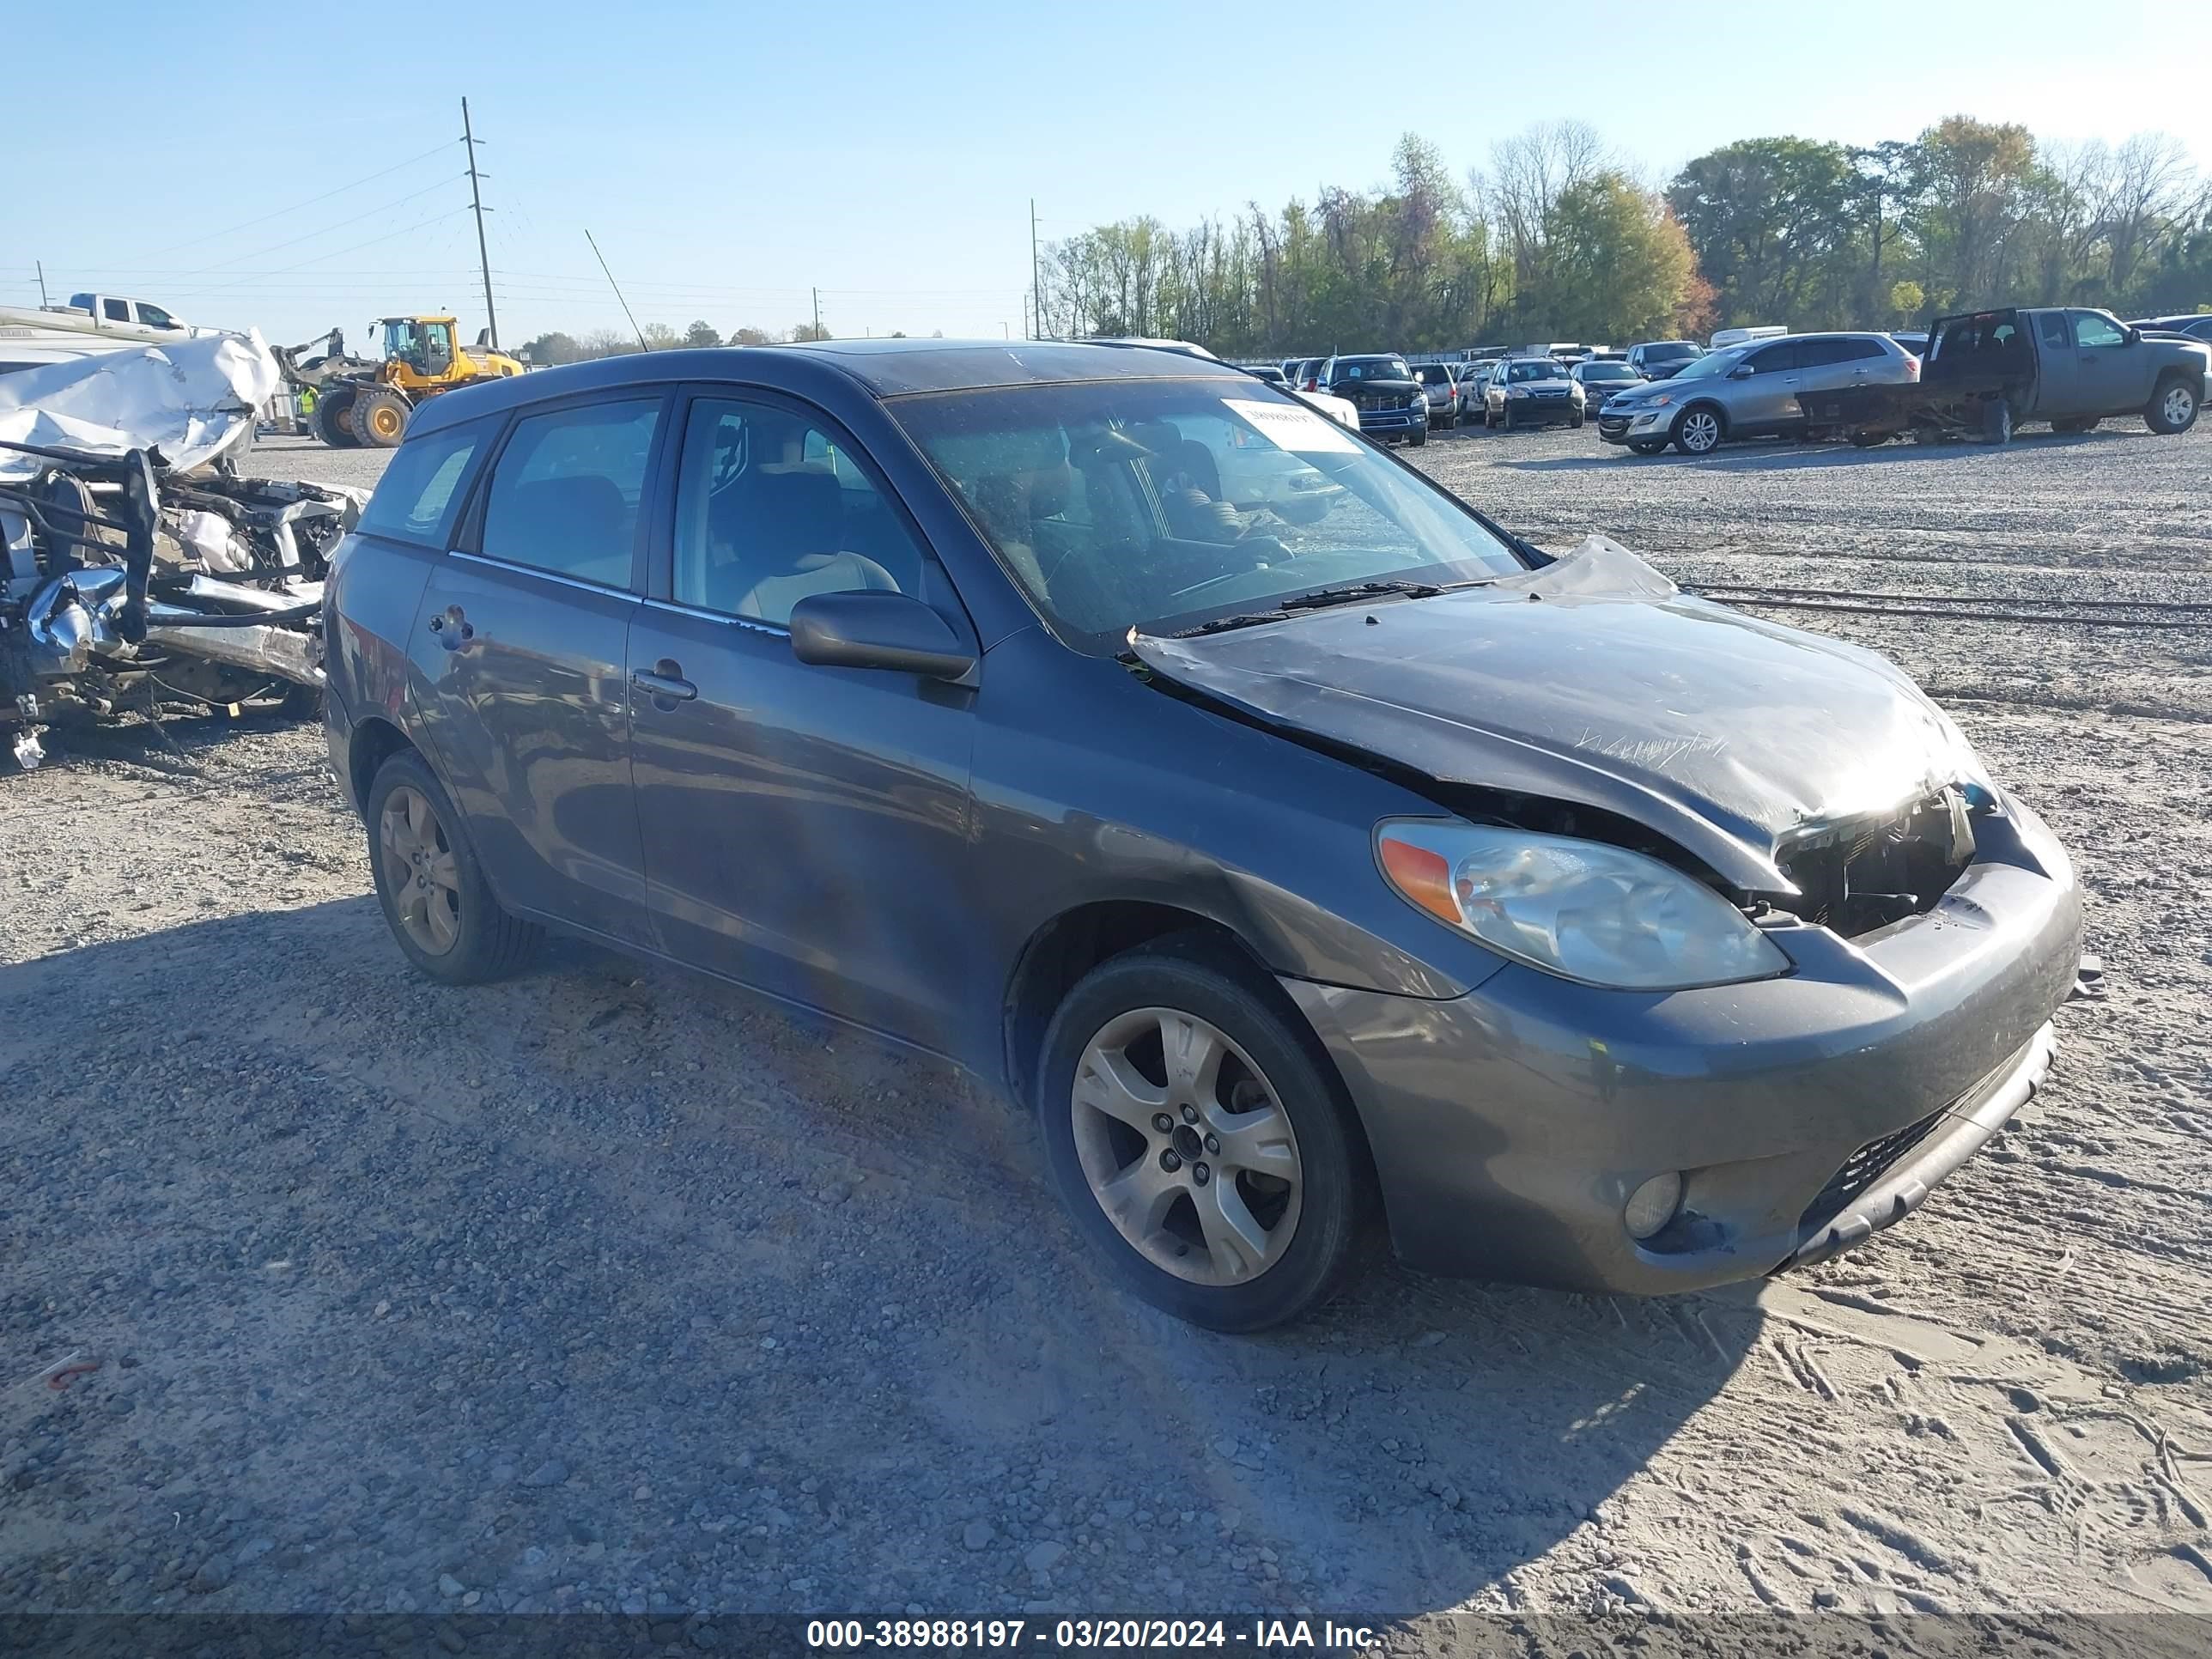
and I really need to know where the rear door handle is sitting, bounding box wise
[631,661,697,705]
[427,606,472,650]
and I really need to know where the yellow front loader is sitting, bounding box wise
[276,318,525,449]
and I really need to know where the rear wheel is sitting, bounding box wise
[1038,939,1370,1332]
[355,387,411,448]
[1673,405,1723,455]
[2146,374,2199,435]
[366,750,541,984]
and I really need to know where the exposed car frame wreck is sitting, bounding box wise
[0,332,359,769]
[0,439,356,769]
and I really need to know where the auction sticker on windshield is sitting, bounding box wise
[1222,398,1359,453]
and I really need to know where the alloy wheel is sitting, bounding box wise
[379,784,462,956]
[1069,1007,1304,1285]
[1680,410,1720,453]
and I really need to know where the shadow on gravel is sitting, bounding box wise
[1499,428,2139,476]
[0,903,1759,1618]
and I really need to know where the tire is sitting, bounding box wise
[1036,937,1371,1332]
[1407,428,1428,447]
[1982,398,2014,446]
[1672,404,1723,455]
[2051,416,2099,434]
[1500,406,1516,433]
[311,389,358,448]
[354,386,411,448]
[1570,411,1585,429]
[365,750,541,985]
[1847,431,1887,448]
[1626,439,1668,456]
[2146,374,2200,435]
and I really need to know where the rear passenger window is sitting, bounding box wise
[670,397,927,625]
[479,398,662,587]
[356,417,491,547]
[2038,314,2071,351]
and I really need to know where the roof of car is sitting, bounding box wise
[406,338,1250,436]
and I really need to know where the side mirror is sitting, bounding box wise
[2122,326,2140,345]
[1728,364,1756,380]
[789,589,976,682]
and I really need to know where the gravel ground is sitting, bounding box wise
[3,427,2209,1640]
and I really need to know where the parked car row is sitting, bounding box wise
[1271,308,2208,459]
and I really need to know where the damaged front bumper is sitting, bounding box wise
[1282,787,2081,1295]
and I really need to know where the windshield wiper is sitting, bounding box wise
[1279,580,1443,610]
[1161,580,1445,639]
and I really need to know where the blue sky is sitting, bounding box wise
[9,0,2200,347]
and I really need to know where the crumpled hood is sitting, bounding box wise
[1129,538,1982,896]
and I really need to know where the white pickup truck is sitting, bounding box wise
[0,294,210,374]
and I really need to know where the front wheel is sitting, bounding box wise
[1672,405,1723,455]
[1407,428,1428,447]
[2146,374,2200,434]
[1983,397,2014,446]
[1570,411,1585,429]
[366,750,541,984]
[1038,940,1370,1332]
[1626,439,1668,455]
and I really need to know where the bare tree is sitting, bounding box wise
[2100,132,2193,297]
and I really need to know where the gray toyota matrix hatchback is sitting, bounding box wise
[324,340,2081,1331]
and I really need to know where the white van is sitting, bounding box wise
[1709,325,1788,351]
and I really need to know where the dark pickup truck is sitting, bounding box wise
[1802,306,2211,444]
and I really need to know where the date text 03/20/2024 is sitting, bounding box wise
[805,1619,1380,1650]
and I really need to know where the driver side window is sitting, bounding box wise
[2073,312,2125,349]
[671,397,926,625]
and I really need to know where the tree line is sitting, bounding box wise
[1039,120,2211,357]
[520,319,855,365]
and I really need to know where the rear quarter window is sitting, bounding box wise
[356,417,494,547]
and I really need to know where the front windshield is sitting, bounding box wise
[1333,358,1412,380]
[1583,364,1636,380]
[893,380,1527,651]
[1506,360,1568,382]
[1672,348,1746,381]
[1644,343,1699,362]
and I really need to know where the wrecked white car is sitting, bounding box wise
[0,336,359,769]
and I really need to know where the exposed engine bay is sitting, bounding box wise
[0,438,360,771]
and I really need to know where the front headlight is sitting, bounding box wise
[1375,819,1790,990]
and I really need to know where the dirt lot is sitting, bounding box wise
[3,426,2209,1641]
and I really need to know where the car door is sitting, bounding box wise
[2069,311,2146,412]
[626,387,979,1051]
[2027,313,2085,416]
[1725,340,1802,433]
[412,392,669,946]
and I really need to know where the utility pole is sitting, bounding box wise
[812,287,823,339]
[462,97,500,350]
[1030,198,1042,340]
[34,261,48,307]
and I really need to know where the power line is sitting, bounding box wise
[173,207,478,302]
[164,174,473,289]
[133,138,464,262]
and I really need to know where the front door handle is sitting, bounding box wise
[631,660,697,706]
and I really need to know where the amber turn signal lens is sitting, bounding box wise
[1378,835,1460,925]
